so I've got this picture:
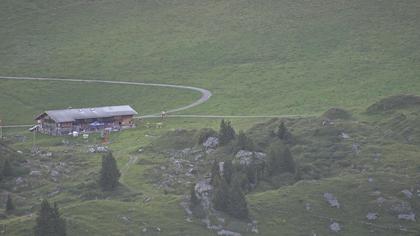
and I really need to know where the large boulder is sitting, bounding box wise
[234,150,266,166]
[323,192,340,208]
[203,137,219,149]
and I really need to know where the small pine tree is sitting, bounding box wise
[34,199,66,236]
[99,152,121,191]
[2,159,13,177]
[267,142,284,176]
[266,142,296,176]
[236,131,254,151]
[277,121,287,140]
[223,160,234,184]
[5,195,15,213]
[226,178,249,220]
[212,173,229,211]
[219,120,236,145]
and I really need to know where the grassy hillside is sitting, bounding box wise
[1,0,420,235]
[0,79,200,124]
[1,0,420,120]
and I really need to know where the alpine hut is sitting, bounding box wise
[35,105,138,136]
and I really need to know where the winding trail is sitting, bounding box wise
[0,75,212,119]
[0,75,303,128]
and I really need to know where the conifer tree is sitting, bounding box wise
[2,159,12,177]
[212,173,229,211]
[34,199,66,236]
[226,177,249,220]
[267,142,284,176]
[219,120,236,145]
[236,131,254,151]
[267,142,296,176]
[5,194,15,214]
[99,152,121,191]
[277,121,287,140]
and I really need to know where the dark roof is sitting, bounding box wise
[36,105,138,123]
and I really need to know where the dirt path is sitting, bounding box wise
[0,76,212,118]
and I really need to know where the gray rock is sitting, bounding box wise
[305,203,312,211]
[15,177,24,185]
[30,170,42,176]
[398,213,416,222]
[340,132,351,139]
[352,143,361,155]
[203,137,219,149]
[401,189,413,199]
[366,212,378,221]
[376,197,385,205]
[195,180,212,196]
[217,229,241,236]
[391,201,412,214]
[329,222,341,232]
[234,150,266,166]
[324,193,340,208]
[50,170,60,178]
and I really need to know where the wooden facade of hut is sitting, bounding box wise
[35,105,138,136]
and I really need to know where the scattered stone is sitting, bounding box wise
[48,190,60,197]
[219,162,225,175]
[88,146,109,153]
[370,191,381,196]
[203,137,219,149]
[373,153,381,161]
[15,177,24,185]
[376,197,385,205]
[352,143,361,155]
[195,180,212,197]
[324,193,340,208]
[143,196,152,203]
[368,177,374,183]
[50,170,60,178]
[398,213,416,222]
[251,220,258,233]
[366,212,378,221]
[40,152,53,158]
[305,203,311,211]
[401,190,413,199]
[340,132,351,139]
[329,222,341,232]
[234,150,266,166]
[30,170,42,176]
[217,229,241,236]
[120,216,130,223]
[391,201,412,214]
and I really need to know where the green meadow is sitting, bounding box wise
[1,0,420,235]
[1,0,420,120]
